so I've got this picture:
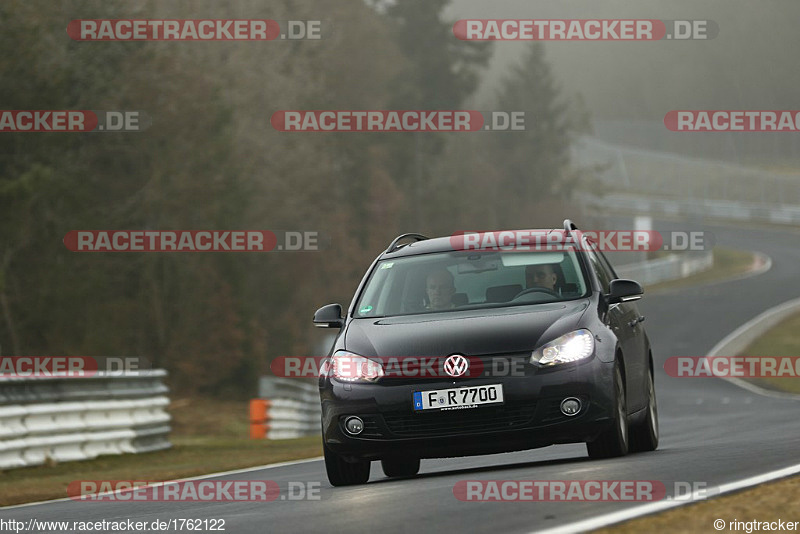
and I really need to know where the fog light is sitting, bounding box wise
[560,398,582,416]
[344,416,364,435]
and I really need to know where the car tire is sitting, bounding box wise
[381,457,420,478]
[586,360,629,459]
[324,442,371,486]
[629,369,659,452]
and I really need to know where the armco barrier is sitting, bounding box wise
[616,251,714,286]
[250,376,320,440]
[578,192,800,226]
[0,370,171,470]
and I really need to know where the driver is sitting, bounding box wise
[525,263,558,292]
[425,268,456,310]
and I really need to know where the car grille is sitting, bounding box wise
[540,398,567,423]
[381,404,536,437]
[371,353,532,386]
[359,417,382,438]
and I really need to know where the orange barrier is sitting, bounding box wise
[249,399,272,439]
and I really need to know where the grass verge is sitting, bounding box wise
[593,474,800,533]
[0,398,323,506]
[738,310,800,395]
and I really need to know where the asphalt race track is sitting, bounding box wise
[5,221,800,533]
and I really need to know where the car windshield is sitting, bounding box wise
[354,249,589,318]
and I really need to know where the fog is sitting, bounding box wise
[448,0,800,163]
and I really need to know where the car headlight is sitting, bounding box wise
[330,351,385,382]
[530,329,594,366]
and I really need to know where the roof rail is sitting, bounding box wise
[563,219,581,243]
[385,233,429,254]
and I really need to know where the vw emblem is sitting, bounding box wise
[443,354,469,378]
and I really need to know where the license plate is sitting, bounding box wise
[413,384,504,411]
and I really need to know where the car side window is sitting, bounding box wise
[595,249,619,280]
[584,242,612,293]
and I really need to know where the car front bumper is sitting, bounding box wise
[320,356,616,461]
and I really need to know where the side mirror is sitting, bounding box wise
[607,279,643,304]
[313,303,344,328]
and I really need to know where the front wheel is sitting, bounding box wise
[629,370,659,452]
[586,360,629,459]
[324,442,370,486]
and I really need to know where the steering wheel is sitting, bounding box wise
[513,287,561,300]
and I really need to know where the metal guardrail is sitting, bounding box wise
[572,135,800,205]
[250,377,320,440]
[616,251,714,286]
[0,370,171,470]
[579,192,800,226]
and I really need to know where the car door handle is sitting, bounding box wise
[628,316,645,328]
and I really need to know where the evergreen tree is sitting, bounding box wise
[492,42,578,210]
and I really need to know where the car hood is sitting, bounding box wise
[344,300,590,357]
